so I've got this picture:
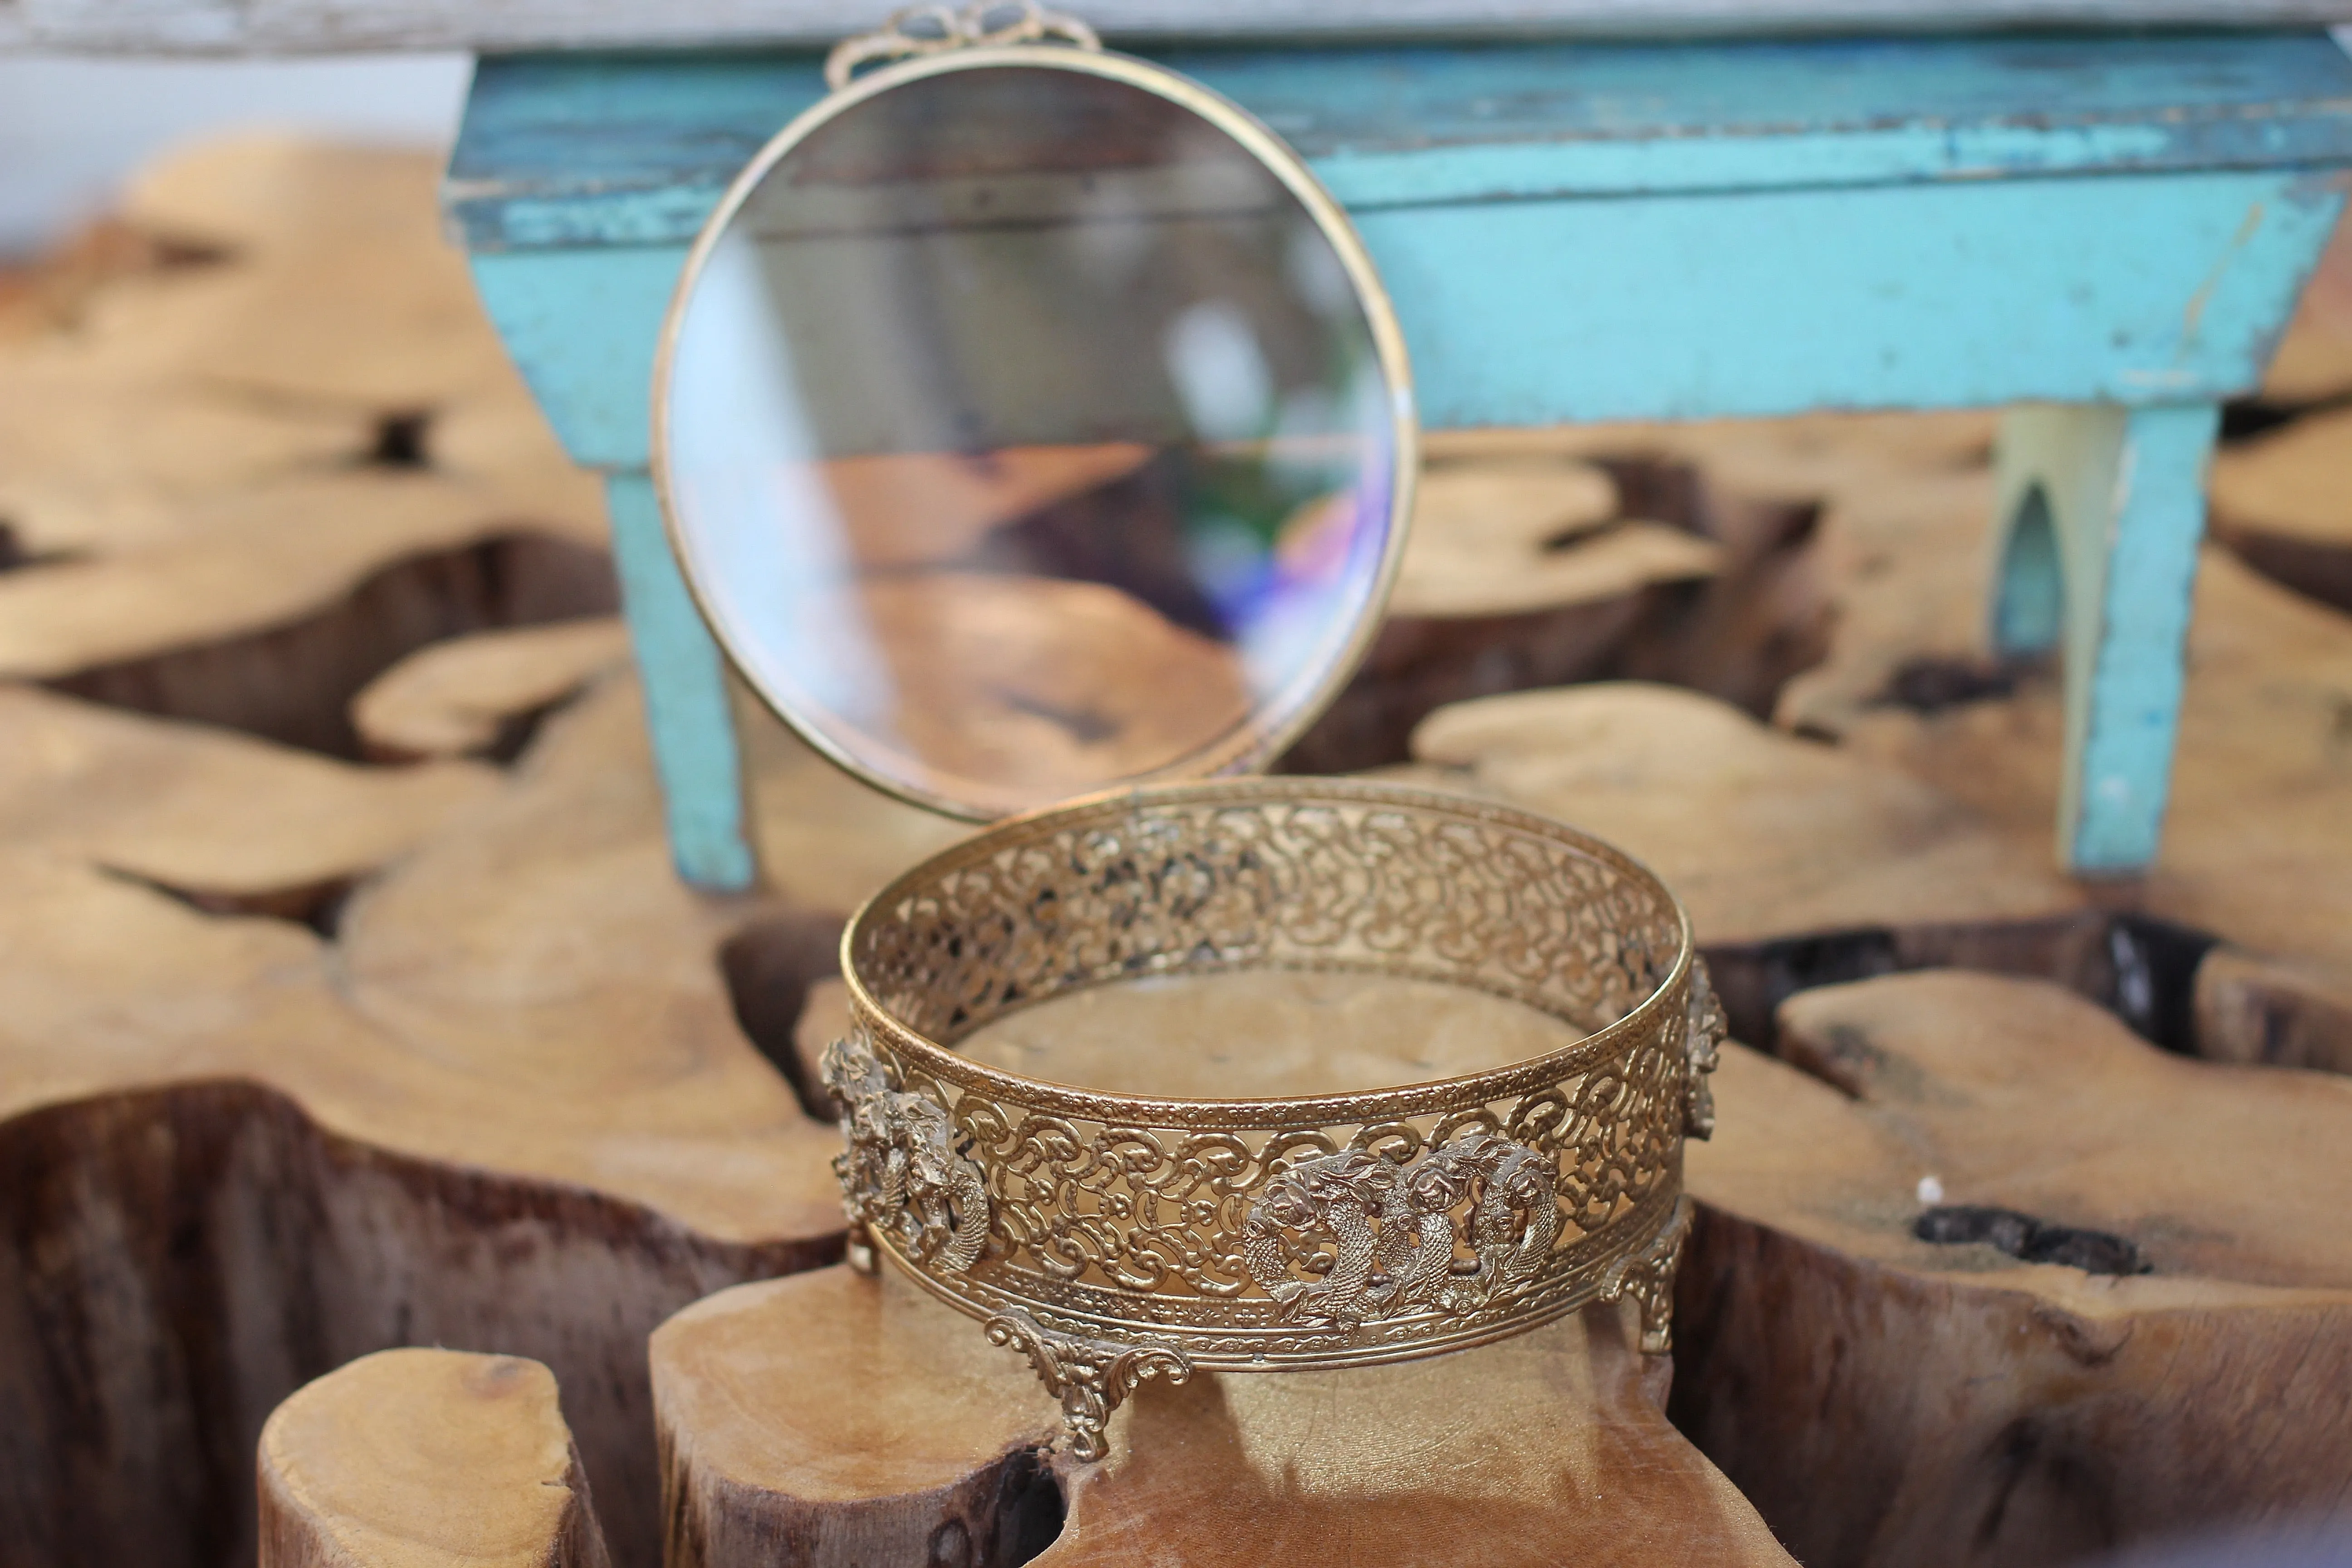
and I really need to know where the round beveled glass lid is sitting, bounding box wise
[653,41,1416,819]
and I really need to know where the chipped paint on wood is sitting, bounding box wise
[600,474,758,892]
[1992,402,2222,875]
[449,35,2352,250]
[467,170,2344,470]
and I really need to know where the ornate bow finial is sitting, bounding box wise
[827,2,1102,90]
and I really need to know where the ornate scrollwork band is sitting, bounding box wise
[828,779,1723,1459]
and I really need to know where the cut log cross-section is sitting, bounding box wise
[258,1348,612,1568]
[12,665,2345,1568]
[0,673,948,1568]
[0,138,618,761]
[1280,439,1833,776]
[651,1267,1796,1568]
[1676,970,2352,1568]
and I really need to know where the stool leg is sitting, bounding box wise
[1989,402,2219,877]
[603,474,759,892]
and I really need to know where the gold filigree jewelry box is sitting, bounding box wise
[824,779,1722,1460]
[651,1,1724,1462]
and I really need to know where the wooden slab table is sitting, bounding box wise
[441,30,2352,887]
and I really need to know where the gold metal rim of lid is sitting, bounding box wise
[647,18,1421,824]
[821,776,1726,1461]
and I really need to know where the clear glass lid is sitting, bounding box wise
[654,46,1415,818]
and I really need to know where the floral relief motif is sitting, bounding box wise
[1681,957,1726,1140]
[1240,1131,1560,1328]
[822,1033,990,1273]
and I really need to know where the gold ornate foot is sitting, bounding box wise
[843,1223,879,1276]
[983,1309,1191,1462]
[1602,1198,1693,1355]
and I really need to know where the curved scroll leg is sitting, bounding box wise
[983,1309,1191,1463]
[1990,402,2220,877]
[1602,1197,1694,1356]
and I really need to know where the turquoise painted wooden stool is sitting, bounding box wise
[443,31,2352,892]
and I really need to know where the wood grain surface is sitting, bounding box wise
[2211,408,2352,616]
[0,137,616,757]
[1279,446,1816,774]
[1678,972,2352,1568]
[258,1349,612,1568]
[652,1267,1795,1568]
[352,618,633,763]
[0,169,962,1563]
[5,135,2352,1568]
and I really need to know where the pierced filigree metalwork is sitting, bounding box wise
[836,779,1720,1459]
[825,1,1101,89]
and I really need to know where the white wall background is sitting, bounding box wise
[0,52,472,256]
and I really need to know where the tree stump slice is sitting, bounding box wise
[1407,683,2080,944]
[1385,458,1715,620]
[0,672,965,1568]
[0,137,616,760]
[115,137,534,413]
[1284,441,1836,774]
[0,682,496,919]
[654,1269,1064,1568]
[1676,970,2352,1568]
[1836,548,2352,981]
[2210,408,2352,615]
[259,1349,611,1568]
[2192,945,2352,1075]
[2254,210,2352,406]
[351,617,634,763]
[653,1268,1794,1568]
[1386,680,2120,1044]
